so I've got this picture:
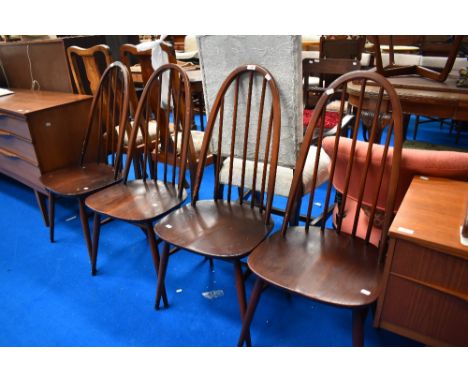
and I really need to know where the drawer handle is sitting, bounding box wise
[0,147,20,159]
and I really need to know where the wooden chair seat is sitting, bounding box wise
[154,200,274,258]
[41,163,121,197]
[85,180,186,222]
[248,226,383,307]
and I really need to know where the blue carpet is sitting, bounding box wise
[0,115,465,346]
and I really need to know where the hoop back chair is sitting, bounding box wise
[153,65,282,344]
[67,45,113,95]
[85,64,191,291]
[120,42,209,187]
[41,61,131,260]
[237,70,404,346]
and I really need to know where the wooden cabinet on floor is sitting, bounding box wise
[375,176,468,346]
[0,89,92,225]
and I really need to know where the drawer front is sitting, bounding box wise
[0,147,42,188]
[380,275,468,346]
[392,240,468,295]
[0,113,31,140]
[0,130,37,165]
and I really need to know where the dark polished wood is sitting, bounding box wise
[153,65,282,344]
[347,75,468,140]
[238,70,404,346]
[85,63,191,290]
[0,89,91,225]
[372,35,463,82]
[41,62,131,260]
[155,200,273,257]
[303,57,361,108]
[376,176,468,346]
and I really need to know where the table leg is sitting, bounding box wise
[402,114,411,141]
[34,190,49,227]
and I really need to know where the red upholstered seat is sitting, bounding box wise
[323,137,468,245]
[303,109,340,128]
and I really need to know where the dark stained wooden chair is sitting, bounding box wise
[237,70,404,347]
[120,42,212,189]
[319,36,365,60]
[85,64,191,292]
[41,62,131,261]
[153,65,282,344]
[66,45,113,95]
[302,57,361,109]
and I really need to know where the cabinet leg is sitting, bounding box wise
[34,191,49,227]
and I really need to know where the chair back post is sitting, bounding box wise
[123,63,192,198]
[191,64,281,224]
[79,61,131,181]
[282,71,403,259]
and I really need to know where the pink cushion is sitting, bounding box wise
[323,137,468,210]
[322,137,468,244]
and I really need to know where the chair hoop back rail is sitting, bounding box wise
[191,65,282,224]
[123,62,193,198]
[80,61,131,179]
[284,70,403,259]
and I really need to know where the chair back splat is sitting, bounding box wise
[122,63,192,198]
[80,61,131,180]
[191,65,282,224]
[67,45,113,95]
[283,71,403,260]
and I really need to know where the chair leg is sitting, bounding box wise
[413,115,420,140]
[234,259,252,347]
[155,241,170,310]
[145,223,168,308]
[48,192,55,243]
[91,212,101,276]
[352,306,369,347]
[78,198,93,260]
[237,277,264,346]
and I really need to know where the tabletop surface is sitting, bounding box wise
[389,176,468,259]
[0,88,91,117]
[347,74,468,102]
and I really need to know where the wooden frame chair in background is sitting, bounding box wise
[66,44,112,95]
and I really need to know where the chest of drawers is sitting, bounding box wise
[0,89,92,224]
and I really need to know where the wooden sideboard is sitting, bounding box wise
[375,176,468,346]
[0,89,92,225]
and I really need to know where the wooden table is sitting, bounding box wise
[0,89,92,226]
[347,74,468,138]
[375,176,468,346]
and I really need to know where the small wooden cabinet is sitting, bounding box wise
[375,176,468,346]
[0,89,92,224]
